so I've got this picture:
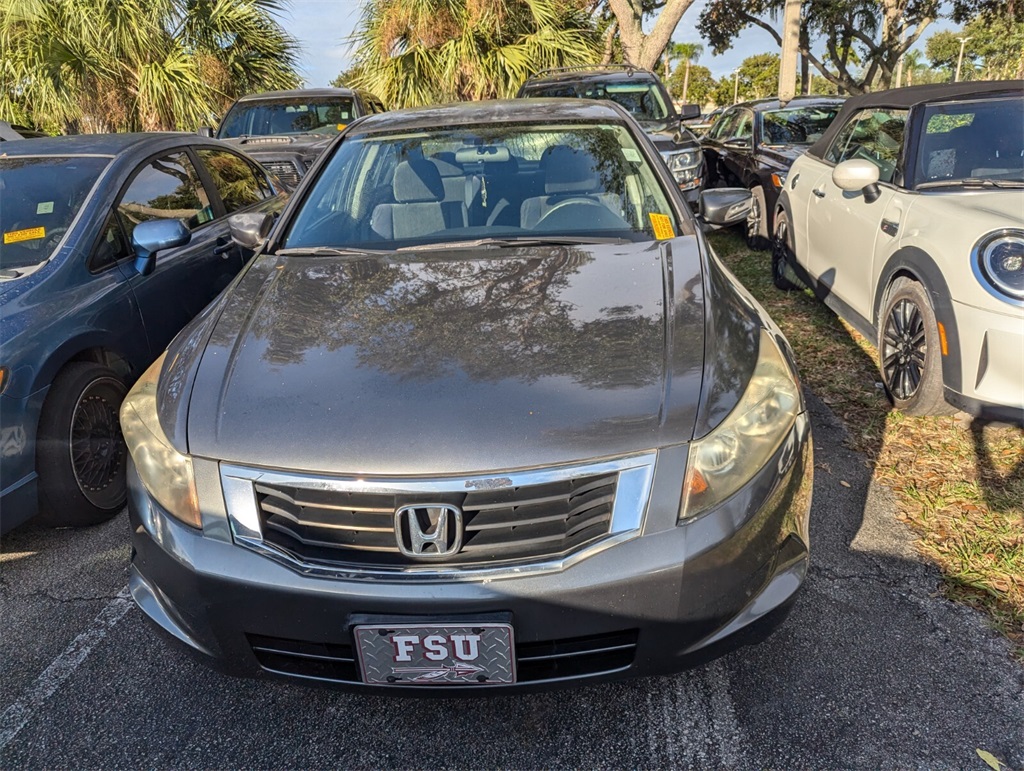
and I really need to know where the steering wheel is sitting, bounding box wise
[41,227,69,254]
[534,198,606,229]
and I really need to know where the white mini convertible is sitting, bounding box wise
[772,81,1023,424]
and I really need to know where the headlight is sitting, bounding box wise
[120,353,201,528]
[679,329,800,521]
[661,149,702,189]
[974,230,1024,303]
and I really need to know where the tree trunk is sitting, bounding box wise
[606,0,698,70]
[777,0,801,104]
[682,59,691,102]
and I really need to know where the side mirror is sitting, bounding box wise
[197,126,214,138]
[678,104,701,121]
[833,159,881,202]
[228,211,274,250]
[699,188,753,228]
[131,219,190,276]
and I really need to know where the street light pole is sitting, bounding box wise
[733,69,740,104]
[955,36,973,82]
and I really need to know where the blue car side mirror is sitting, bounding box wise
[132,219,191,276]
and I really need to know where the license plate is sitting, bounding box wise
[354,622,516,685]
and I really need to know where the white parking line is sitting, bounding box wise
[0,585,133,751]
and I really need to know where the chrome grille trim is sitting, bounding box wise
[220,453,657,581]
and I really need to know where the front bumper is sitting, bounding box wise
[947,299,1024,424]
[128,414,812,693]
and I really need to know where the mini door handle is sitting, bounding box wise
[812,188,826,198]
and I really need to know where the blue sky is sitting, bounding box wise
[280,0,948,88]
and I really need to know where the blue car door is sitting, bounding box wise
[114,149,236,355]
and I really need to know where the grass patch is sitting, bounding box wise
[708,230,1024,659]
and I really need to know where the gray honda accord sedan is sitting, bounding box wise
[122,99,813,692]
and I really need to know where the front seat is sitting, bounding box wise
[371,158,461,240]
[520,145,617,229]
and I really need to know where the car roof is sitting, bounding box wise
[0,132,203,157]
[350,98,633,134]
[728,96,846,112]
[234,87,358,102]
[807,80,1024,160]
[522,65,661,87]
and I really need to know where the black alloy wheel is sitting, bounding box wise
[878,278,955,416]
[37,362,129,526]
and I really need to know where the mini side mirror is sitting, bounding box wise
[699,188,753,228]
[131,219,191,276]
[833,159,881,202]
[228,211,274,250]
[197,126,214,138]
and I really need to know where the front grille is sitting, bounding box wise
[261,160,302,187]
[255,472,618,568]
[248,629,637,685]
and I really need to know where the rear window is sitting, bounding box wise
[219,98,357,138]
[523,80,671,121]
[1,156,110,270]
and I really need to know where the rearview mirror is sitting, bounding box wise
[832,159,881,202]
[131,219,190,276]
[228,211,274,250]
[699,188,753,228]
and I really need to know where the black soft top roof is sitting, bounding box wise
[807,80,1024,159]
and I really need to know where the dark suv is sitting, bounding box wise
[208,87,387,186]
[517,65,704,206]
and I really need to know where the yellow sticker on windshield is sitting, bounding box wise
[336,123,347,131]
[649,213,675,240]
[4,226,46,244]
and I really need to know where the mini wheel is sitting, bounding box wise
[878,278,955,416]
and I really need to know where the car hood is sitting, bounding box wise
[757,144,805,167]
[910,188,1024,222]
[221,134,335,153]
[183,240,707,475]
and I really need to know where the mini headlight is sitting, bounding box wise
[679,329,800,522]
[120,353,201,528]
[974,230,1024,302]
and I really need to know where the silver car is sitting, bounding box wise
[122,99,813,692]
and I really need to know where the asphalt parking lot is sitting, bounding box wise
[1,392,1022,769]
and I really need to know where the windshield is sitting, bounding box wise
[218,97,357,138]
[761,105,841,145]
[0,156,110,270]
[914,96,1024,188]
[525,81,671,121]
[283,123,680,252]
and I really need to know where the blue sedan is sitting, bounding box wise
[0,133,287,533]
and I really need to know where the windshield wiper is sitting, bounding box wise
[274,246,387,257]
[916,177,1024,190]
[395,236,629,252]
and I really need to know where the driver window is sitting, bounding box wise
[117,153,213,247]
[825,109,908,183]
[733,111,753,142]
[710,109,738,140]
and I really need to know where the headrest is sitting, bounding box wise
[393,159,444,203]
[541,145,600,195]
[430,152,462,177]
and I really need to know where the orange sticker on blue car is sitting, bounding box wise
[4,226,45,244]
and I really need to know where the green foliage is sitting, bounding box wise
[349,0,601,108]
[667,63,716,105]
[927,16,1024,80]
[0,0,301,133]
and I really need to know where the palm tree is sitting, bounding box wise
[0,0,300,133]
[349,0,601,108]
[664,41,703,103]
